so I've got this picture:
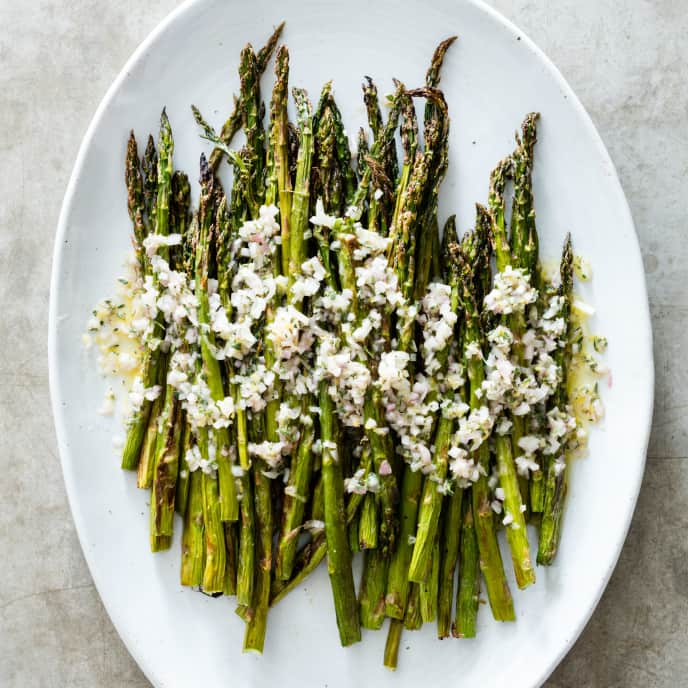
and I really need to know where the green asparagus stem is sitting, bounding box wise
[320,383,361,646]
[224,522,239,596]
[403,583,422,631]
[488,158,513,273]
[509,113,539,272]
[486,162,536,590]
[125,132,146,272]
[507,113,541,517]
[122,111,173,471]
[417,36,456,297]
[385,466,423,619]
[459,217,515,621]
[348,510,360,554]
[195,156,239,522]
[244,136,280,650]
[538,235,574,565]
[363,76,383,139]
[200,434,227,593]
[386,216,455,624]
[238,45,266,211]
[408,234,460,582]
[136,393,164,489]
[149,169,192,546]
[454,495,480,638]
[309,474,325,523]
[141,134,158,221]
[180,467,204,587]
[275,87,318,581]
[275,422,315,580]
[359,549,389,630]
[312,84,342,283]
[288,87,314,282]
[408,412,453,582]
[356,128,369,181]
[437,483,463,638]
[419,536,440,623]
[495,434,534,588]
[175,418,191,516]
[270,46,292,275]
[358,492,378,550]
[243,463,273,652]
[384,619,404,671]
[237,470,256,606]
[424,36,458,119]
[387,87,417,243]
[150,394,182,546]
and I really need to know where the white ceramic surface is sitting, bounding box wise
[48,1,653,686]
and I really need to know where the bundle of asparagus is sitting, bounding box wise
[86,22,605,668]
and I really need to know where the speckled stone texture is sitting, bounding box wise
[0,1,683,686]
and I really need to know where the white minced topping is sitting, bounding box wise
[142,232,183,257]
[484,266,537,315]
[419,283,458,376]
[87,203,602,488]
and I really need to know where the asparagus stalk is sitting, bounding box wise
[419,536,440,623]
[386,214,455,622]
[141,134,158,221]
[437,481,463,638]
[236,469,256,606]
[198,430,226,593]
[149,395,182,547]
[407,410,453,582]
[384,619,404,671]
[288,87,314,282]
[238,45,266,211]
[320,383,361,646]
[180,467,204,586]
[125,132,146,273]
[363,76,383,139]
[244,286,279,641]
[454,495,480,638]
[270,46,292,275]
[275,422,315,579]
[487,160,536,590]
[385,463,423,618]
[195,157,240,522]
[175,417,191,516]
[122,111,173,471]
[408,228,461,582]
[243,462,273,651]
[509,113,539,272]
[224,521,239,597]
[403,583,422,631]
[358,492,378,550]
[359,549,388,630]
[537,235,574,565]
[364,89,445,611]
[415,36,456,297]
[275,87,319,581]
[508,113,540,517]
[461,208,515,621]
[201,475,226,592]
[136,393,164,489]
[149,169,192,546]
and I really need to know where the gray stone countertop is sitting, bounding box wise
[0,1,684,686]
